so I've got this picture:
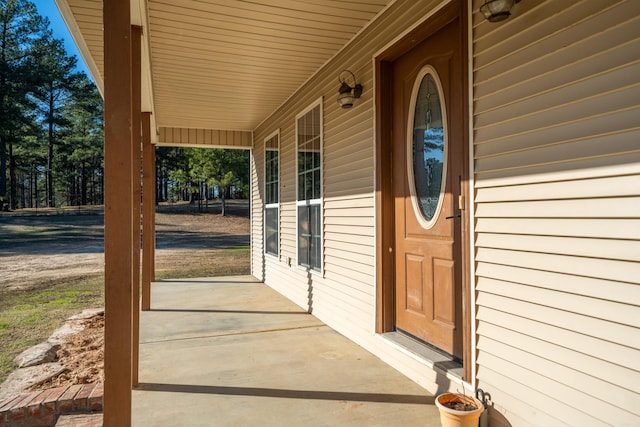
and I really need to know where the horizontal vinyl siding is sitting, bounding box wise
[251,0,461,389]
[249,149,263,280]
[473,0,640,425]
[252,119,313,307]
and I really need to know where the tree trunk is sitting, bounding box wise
[34,169,38,209]
[89,166,94,204]
[29,169,34,208]
[0,135,5,211]
[0,21,8,211]
[67,174,72,206]
[47,82,55,207]
[100,170,104,205]
[19,171,25,209]
[163,169,168,202]
[81,162,88,205]
[204,182,208,211]
[8,138,16,209]
[155,159,161,204]
[71,174,76,206]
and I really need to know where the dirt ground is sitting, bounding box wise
[0,201,250,292]
[0,200,249,392]
[34,314,106,389]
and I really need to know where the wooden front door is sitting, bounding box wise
[392,12,465,358]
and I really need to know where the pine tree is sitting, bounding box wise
[0,0,46,210]
[61,75,103,206]
[186,148,249,216]
[29,32,79,207]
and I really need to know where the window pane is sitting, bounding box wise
[266,134,278,149]
[310,205,321,269]
[307,151,314,171]
[265,207,278,256]
[264,133,279,256]
[297,103,322,271]
[297,116,305,145]
[305,172,312,201]
[313,167,320,200]
[298,206,309,266]
[273,155,279,202]
[312,107,320,139]
[297,105,321,203]
[298,172,304,201]
[265,144,279,205]
[297,204,321,271]
[411,72,445,224]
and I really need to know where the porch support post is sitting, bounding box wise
[103,0,133,425]
[131,24,142,388]
[141,112,155,311]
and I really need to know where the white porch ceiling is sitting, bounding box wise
[57,0,393,131]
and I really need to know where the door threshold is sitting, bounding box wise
[382,331,464,379]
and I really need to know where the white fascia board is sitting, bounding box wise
[54,0,104,96]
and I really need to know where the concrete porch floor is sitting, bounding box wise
[133,276,441,426]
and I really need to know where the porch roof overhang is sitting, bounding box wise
[55,0,394,146]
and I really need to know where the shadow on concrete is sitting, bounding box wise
[157,278,258,284]
[150,308,308,315]
[136,382,435,405]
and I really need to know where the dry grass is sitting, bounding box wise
[0,277,104,384]
[0,201,249,384]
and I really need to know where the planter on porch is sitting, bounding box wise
[435,393,484,427]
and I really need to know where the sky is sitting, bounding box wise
[33,0,93,79]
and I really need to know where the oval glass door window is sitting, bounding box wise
[407,66,447,229]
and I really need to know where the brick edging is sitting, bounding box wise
[0,382,103,427]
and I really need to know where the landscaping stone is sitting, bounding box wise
[0,363,65,401]
[67,309,104,321]
[48,322,84,345]
[0,308,104,411]
[13,342,60,368]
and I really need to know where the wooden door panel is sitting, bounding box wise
[404,253,426,314]
[392,15,463,358]
[433,258,455,327]
[403,194,455,239]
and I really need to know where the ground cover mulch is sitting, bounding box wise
[31,314,105,391]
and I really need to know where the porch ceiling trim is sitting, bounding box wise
[55,0,395,133]
[54,0,104,93]
[156,127,252,149]
[56,0,159,142]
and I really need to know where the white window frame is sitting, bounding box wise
[264,129,280,258]
[295,98,323,273]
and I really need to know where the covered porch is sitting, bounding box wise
[53,0,640,424]
[133,276,440,426]
[53,1,441,424]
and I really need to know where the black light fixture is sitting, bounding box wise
[480,0,520,22]
[337,70,363,109]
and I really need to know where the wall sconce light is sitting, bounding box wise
[480,0,520,22]
[337,70,363,109]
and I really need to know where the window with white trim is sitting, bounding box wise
[264,131,279,257]
[296,100,322,271]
